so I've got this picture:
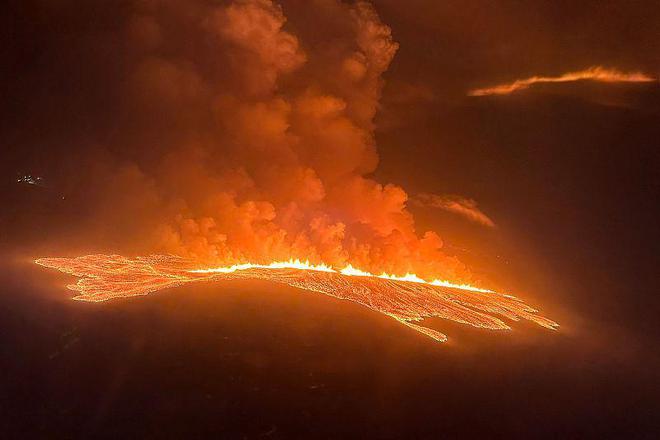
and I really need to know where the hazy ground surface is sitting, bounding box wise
[0,230,657,439]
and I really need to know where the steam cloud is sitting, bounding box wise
[53,0,473,282]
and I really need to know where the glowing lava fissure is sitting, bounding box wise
[191,259,495,293]
[36,255,558,343]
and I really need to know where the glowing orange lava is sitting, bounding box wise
[36,255,558,343]
[469,66,656,96]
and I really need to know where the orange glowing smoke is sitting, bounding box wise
[36,255,558,343]
[469,66,656,96]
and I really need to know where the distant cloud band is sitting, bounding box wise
[468,66,656,96]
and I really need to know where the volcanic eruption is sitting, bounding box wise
[35,0,558,343]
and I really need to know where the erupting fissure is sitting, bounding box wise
[192,259,496,293]
[36,255,558,343]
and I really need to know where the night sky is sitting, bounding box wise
[1,0,659,438]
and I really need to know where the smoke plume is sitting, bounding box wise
[27,0,474,282]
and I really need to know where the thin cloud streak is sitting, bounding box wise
[469,66,656,96]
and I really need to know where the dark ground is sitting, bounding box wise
[0,263,656,439]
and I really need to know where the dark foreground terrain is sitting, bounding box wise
[1,249,657,439]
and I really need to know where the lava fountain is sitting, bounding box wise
[36,255,558,343]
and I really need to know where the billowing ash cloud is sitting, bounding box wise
[413,194,495,228]
[38,0,471,282]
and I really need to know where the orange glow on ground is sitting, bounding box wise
[36,255,558,343]
[469,66,656,96]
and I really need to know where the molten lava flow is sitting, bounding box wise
[36,255,558,343]
[468,66,656,96]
